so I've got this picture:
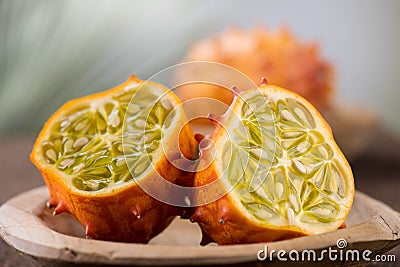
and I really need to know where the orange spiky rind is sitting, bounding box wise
[31,76,198,243]
[192,83,354,245]
[260,77,268,86]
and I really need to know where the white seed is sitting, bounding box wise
[315,207,331,216]
[276,182,284,198]
[289,194,297,208]
[184,196,191,206]
[255,209,273,219]
[281,109,297,123]
[73,137,89,148]
[292,159,307,174]
[266,140,275,151]
[262,114,274,123]
[108,110,120,128]
[150,86,161,96]
[64,139,74,153]
[296,141,308,154]
[135,119,146,128]
[161,98,172,110]
[86,180,99,190]
[256,187,269,200]
[75,121,86,131]
[127,104,140,114]
[116,158,125,167]
[60,158,74,168]
[60,120,71,128]
[90,168,108,175]
[287,207,295,226]
[294,107,307,123]
[251,148,268,160]
[124,84,138,91]
[73,163,85,172]
[144,133,155,142]
[134,160,148,174]
[318,146,329,160]
[283,131,300,138]
[45,149,57,162]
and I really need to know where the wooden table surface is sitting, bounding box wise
[0,133,399,266]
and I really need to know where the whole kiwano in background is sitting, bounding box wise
[177,26,334,110]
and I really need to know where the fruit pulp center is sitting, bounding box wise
[222,93,350,231]
[41,84,175,191]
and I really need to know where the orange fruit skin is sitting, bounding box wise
[31,76,198,243]
[192,166,305,245]
[191,84,353,245]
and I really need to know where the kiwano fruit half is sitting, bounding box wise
[31,76,197,243]
[191,82,354,245]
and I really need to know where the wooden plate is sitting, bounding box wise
[0,187,399,266]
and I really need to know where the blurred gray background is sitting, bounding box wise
[0,0,399,136]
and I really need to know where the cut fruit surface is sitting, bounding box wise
[192,84,354,245]
[31,76,197,242]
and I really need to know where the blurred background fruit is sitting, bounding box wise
[178,26,334,110]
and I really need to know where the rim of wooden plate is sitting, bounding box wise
[0,186,399,266]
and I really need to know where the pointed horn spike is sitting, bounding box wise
[190,207,205,223]
[85,224,93,238]
[46,201,52,209]
[218,200,231,224]
[131,205,141,219]
[218,212,230,224]
[260,77,268,86]
[53,202,67,216]
[46,197,57,209]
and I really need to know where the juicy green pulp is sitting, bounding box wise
[41,85,174,191]
[222,94,349,226]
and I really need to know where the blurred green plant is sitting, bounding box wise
[0,0,214,136]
